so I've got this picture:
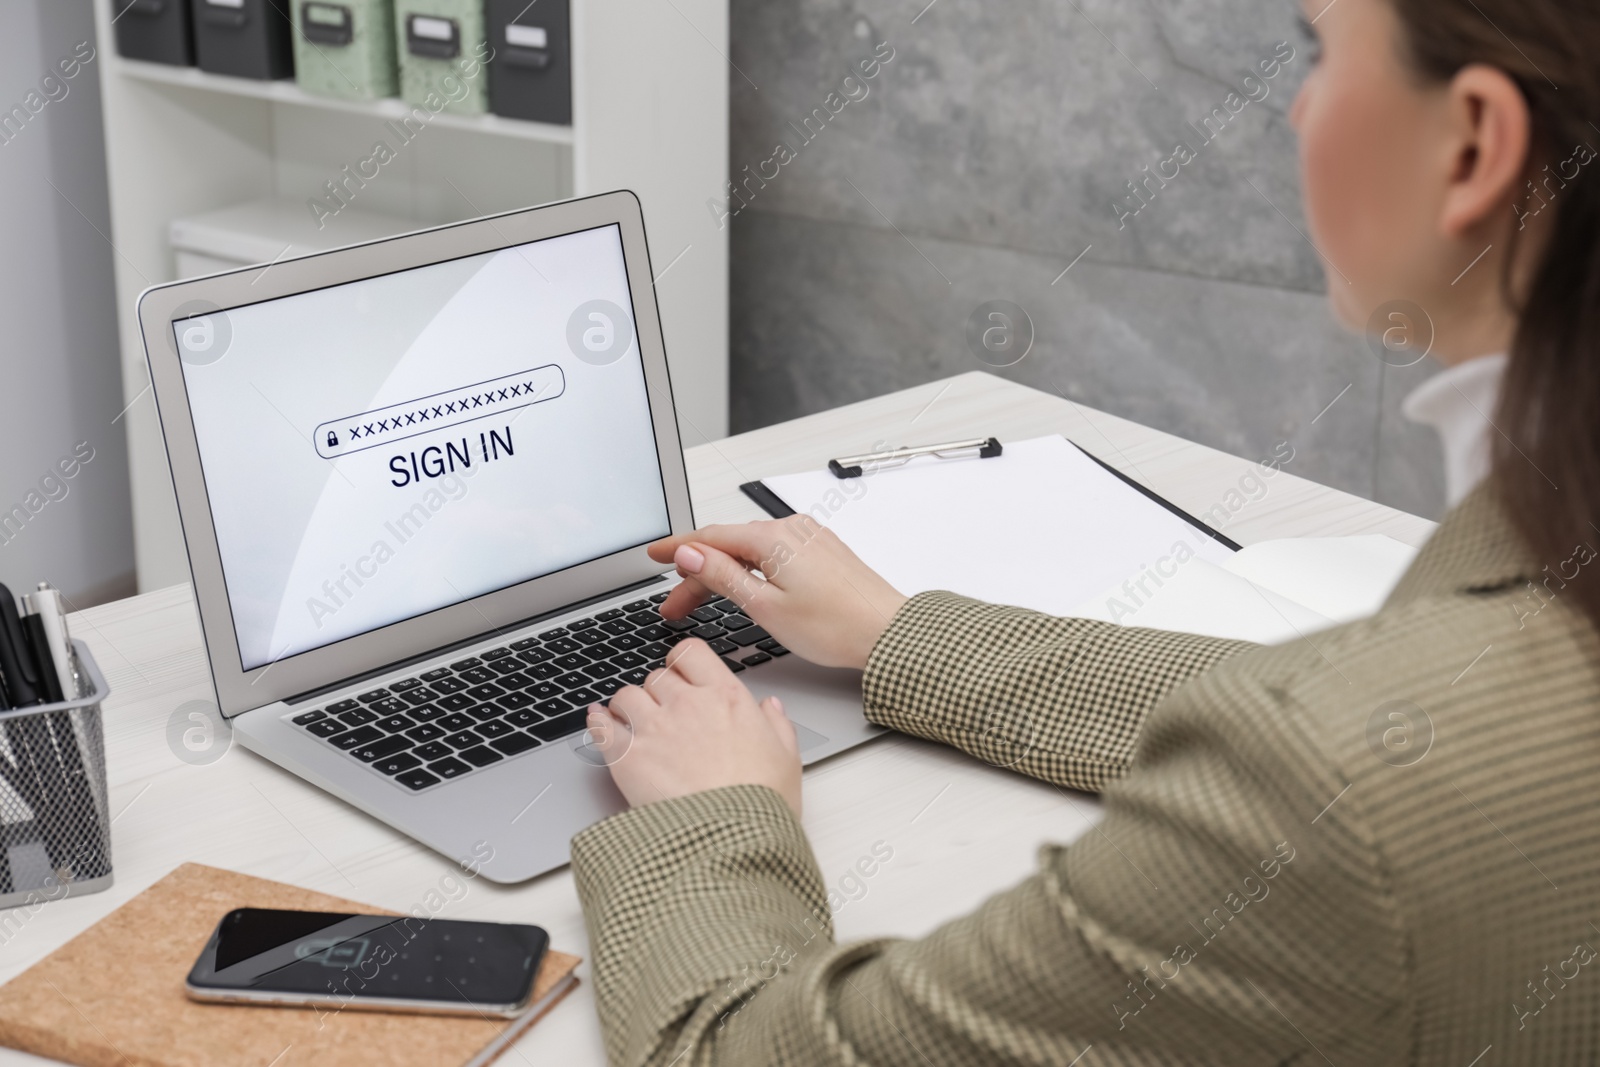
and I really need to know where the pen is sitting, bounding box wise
[828,437,1003,478]
[28,584,77,702]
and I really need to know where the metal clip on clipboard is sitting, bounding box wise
[827,437,1003,479]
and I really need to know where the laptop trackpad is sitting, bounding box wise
[792,722,829,753]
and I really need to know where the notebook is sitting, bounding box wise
[747,435,1417,645]
[0,863,581,1067]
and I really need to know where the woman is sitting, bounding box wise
[571,0,1600,1062]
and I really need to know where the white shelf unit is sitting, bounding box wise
[93,0,729,592]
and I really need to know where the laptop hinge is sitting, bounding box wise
[283,574,669,706]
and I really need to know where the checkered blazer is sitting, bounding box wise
[571,484,1600,1065]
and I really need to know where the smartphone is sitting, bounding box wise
[185,908,547,1017]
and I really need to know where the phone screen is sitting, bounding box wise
[187,908,546,1009]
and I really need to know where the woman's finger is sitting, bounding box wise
[758,696,799,757]
[674,542,771,613]
[665,638,733,686]
[642,665,691,701]
[606,681,660,728]
[584,705,630,764]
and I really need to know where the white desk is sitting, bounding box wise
[0,372,1433,1064]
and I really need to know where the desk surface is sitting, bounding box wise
[0,372,1433,1064]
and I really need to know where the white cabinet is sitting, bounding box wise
[93,0,729,591]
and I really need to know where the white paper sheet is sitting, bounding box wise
[760,435,1236,616]
[761,435,1423,647]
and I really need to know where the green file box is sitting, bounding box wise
[394,0,489,114]
[292,0,398,100]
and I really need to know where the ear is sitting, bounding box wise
[1438,63,1533,238]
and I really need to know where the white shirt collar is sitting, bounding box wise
[1401,353,1508,509]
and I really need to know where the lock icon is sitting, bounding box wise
[327,430,339,448]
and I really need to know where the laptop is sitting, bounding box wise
[139,191,883,883]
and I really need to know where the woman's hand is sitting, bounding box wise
[586,639,803,815]
[647,517,908,671]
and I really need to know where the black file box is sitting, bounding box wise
[110,0,196,66]
[485,0,571,125]
[192,0,295,80]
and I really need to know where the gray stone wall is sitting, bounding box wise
[725,0,1445,519]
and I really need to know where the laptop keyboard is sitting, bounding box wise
[285,591,790,792]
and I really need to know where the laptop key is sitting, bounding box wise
[609,633,646,651]
[375,715,413,733]
[688,606,721,624]
[477,719,514,739]
[442,730,483,749]
[307,719,344,737]
[610,651,647,670]
[525,662,562,681]
[413,740,452,761]
[399,688,437,707]
[337,708,379,727]
[482,647,513,660]
[428,757,471,780]
[757,639,789,656]
[624,611,658,626]
[510,636,541,651]
[488,660,523,677]
[466,703,505,722]
[505,709,543,729]
[569,618,599,631]
[692,623,728,640]
[491,731,543,756]
[352,735,412,762]
[397,768,441,791]
[664,618,697,632]
[596,608,625,622]
[420,667,452,682]
[326,699,360,714]
[721,657,747,674]
[592,677,624,696]
[458,745,504,768]
[574,629,611,647]
[529,710,588,741]
[721,614,754,631]
[292,710,327,726]
[740,652,772,667]
[391,677,423,691]
[553,653,590,672]
[374,753,423,776]
[640,641,671,659]
[357,688,392,704]
[408,703,447,723]
[496,671,534,689]
[451,658,483,671]
[709,638,738,656]
[431,676,468,694]
[406,723,445,743]
[619,667,650,685]
[623,599,651,612]
[369,698,409,716]
[553,671,588,690]
[565,685,602,704]
[436,694,475,712]
[438,713,475,733]
[545,637,581,655]
[330,725,384,751]
[706,596,731,610]
[500,690,537,710]
[539,627,569,640]
[534,698,572,716]
[599,620,632,636]
[649,591,671,603]
[458,668,495,686]
[527,681,563,701]
[582,661,620,680]
[637,624,671,642]
[730,626,770,648]
[466,683,506,701]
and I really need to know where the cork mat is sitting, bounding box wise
[0,863,581,1067]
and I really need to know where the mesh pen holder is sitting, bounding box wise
[0,641,113,908]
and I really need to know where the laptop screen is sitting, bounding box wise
[175,223,671,672]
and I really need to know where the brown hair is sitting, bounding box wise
[1390,0,1600,625]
